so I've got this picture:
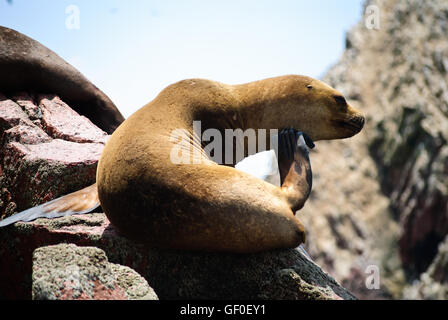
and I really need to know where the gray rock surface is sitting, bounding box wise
[403,235,448,300]
[300,0,448,299]
[1,213,355,300]
[32,243,158,300]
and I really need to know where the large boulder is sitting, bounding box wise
[0,93,107,219]
[0,213,355,300]
[32,243,158,300]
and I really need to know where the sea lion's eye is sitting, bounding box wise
[334,95,347,105]
[306,85,313,90]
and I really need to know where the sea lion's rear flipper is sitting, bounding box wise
[0,184,99,227]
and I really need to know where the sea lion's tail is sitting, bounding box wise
[0,183,99,227]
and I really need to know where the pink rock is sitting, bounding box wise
[38,95,109,144]
[4,125,51,145]
[0,93,108,218]
[13,93,42,122]
[0,95,36,129]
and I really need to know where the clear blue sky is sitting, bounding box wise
[0,0,364,118]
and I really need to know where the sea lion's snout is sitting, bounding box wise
[341,115,365,135]
[332,112,365,138]
[340,102,365,136]
[348,115,365,133]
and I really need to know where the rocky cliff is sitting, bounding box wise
[302,0,448,299]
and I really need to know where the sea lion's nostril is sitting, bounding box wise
[352,116,365,130]
[360,116,365,128]
[358,116,365,128]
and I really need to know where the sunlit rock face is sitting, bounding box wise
[0,93,108,221]
[297,0,448,299]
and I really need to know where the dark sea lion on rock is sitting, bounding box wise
[0,26,124,133]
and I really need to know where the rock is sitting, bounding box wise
[32,244,158,300]
[403,235,448,300]
[38,95,109,144]
[363,0,448,277]
[300,0,448,299]
[0,93,107,220]
[0,213,355,300]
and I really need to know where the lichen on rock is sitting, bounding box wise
[32,243,158,300]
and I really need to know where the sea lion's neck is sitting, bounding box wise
[157,77,313,134]
[234,77,310,132]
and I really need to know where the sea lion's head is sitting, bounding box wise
[279,76,365,142]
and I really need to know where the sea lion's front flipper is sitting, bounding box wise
[0,184,99,227]
[277,128,313,212]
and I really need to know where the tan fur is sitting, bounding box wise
[96,75,364,253]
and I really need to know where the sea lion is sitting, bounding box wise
[0,26,124,133]
[0,74,364,253]
[95,75,364,253]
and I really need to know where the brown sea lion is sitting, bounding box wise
[95,75,364,253]
[0,75,365,253]
[0,26,124,133]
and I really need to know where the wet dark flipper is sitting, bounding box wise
[277,128,313,212]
